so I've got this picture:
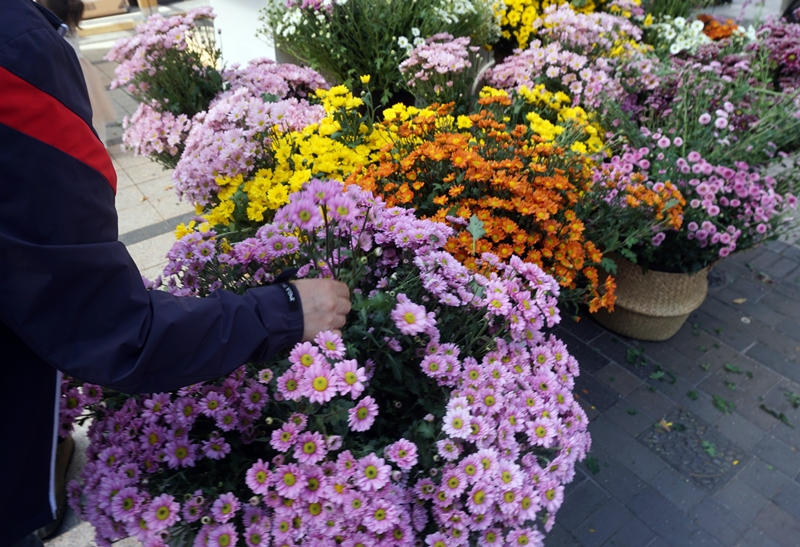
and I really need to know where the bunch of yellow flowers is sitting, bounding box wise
[201,86,392,234]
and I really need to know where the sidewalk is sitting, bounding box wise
[45,1,797,545]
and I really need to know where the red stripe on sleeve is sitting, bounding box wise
[0,66,117,193]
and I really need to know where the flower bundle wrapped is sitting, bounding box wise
[399,33,484,114]
[259,0,500,103]
[69,179,590,547]
[171,88,326,210]
[586,139,796,272]
[106,7,223,168]
[748,17,800,92]
[486,37,623,109]
[175,86,391,237]
[494,0,643,52]
[348,89,614,311]
[221,58,329,101]
[646,16,712,56]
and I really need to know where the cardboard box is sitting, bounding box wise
[81,0,129,19]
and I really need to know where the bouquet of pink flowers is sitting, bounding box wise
[68,179,590,547]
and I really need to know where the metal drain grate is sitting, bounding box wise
[637,408,747,491]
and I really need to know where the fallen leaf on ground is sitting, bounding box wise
[732,298,746,304]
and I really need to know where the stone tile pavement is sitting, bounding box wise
[551,240,800,547]
[45,0,798,545]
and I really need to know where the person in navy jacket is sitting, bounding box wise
[0,2,351,545]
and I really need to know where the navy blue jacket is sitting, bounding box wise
[0,2,304,544]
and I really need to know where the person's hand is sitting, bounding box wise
[292,279,351,341]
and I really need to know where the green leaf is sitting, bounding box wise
[725,381,737,391]
[713,395,735,414]
[627,408,637,415]
[760,404,795,428]
[701,440,717,458]
[649,371,665,381]
[600,256,618,275]
[585,456,601,475]
[467,215,486,255]
[687,390,699,400]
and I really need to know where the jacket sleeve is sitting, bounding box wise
[0,19,303,394]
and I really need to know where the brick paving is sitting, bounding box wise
[551,242,800,547]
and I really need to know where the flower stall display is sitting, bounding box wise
[107,7,224,168]
[259,0,500,105]
[398,33,486,115]
[110,9,330,170]
[493,0,645,54]
[173,85,391,240]
[68,180,591,547]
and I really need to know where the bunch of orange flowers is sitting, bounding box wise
[698,14,740,41]
[348,95,617,312]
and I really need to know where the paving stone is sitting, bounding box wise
[734,396,783,431]
[575,373,621,413]
[689,309,755,352]
[645,374,695,406]
[713,279,771,305]
[544,523,581,546]
[734,527,783,547]
[765,257,800,279]
[775,316,800,342]
[589,459,646,506]
[588,415,635,457]
[761,290,800,322]
[713,412,765,452]
[589,333,639,369]
[649,466,707,512]
[690,498,749,546]
[681,390,735,426]
[595,363,643,397]
[627,487,706,547]
[723,361,783,401]
[693,344,740,381]
[561,329,614,375]
[646,539,671,547]
[752,435,800,477]
[713,480,770,521]
[559,479,608,531]
[668,330,721,363]
[772,478,800,521]
[601,518,656,547]
[754,503,800,547]
[615,439,670,482]
[605,400,657,437]
[745,352,800,386]
[746,250,783,272]
[564,467,589,499]
[736,458,791,499]
[572,499,634,547]
[625,386,679,419]
[559,313,606,344]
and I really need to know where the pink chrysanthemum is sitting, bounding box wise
[208,523,238,547]
[245,459,271,496]
[348,396,379,432]
[289,341,323,368]
[436,439,462,461]
[270,422,299,452]
[164,440,197,469]
[363,497,399,534]
[390,297,430,336]
[109,486,142,524]
[298,362,337,404]
[440,467,468,499]
[293,431,327,464]
[142,493,180,532]
[274,463,305,499]
[314,330,346,359]
[442,407,471,439]
[245,523,269,547]
[385,438,419,470]
[276,369,302,401]
[211,492,240,523]
[355,454,391,491]
[198,391,225,417]
[202,436,231,460]
[334,359,367,399]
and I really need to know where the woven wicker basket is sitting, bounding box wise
[591,255,711,341]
